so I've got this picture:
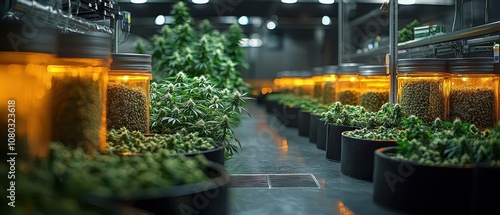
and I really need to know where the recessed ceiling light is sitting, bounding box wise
[322,16,331,25]
[131,0,147,4]
[266,21,277,30]
[319,0,334,4]
[399,0,416,5]
[192,0,209,4]
[155,15,165,25]
[281,0,297,4]
[238,16,249,25]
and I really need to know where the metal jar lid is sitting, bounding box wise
[0,20,58,54]
[298,71,312,78]
[398,58,448,73]
[359,65,387,76]
[447,57,495,74]
[58,32,111,60]
[323,65,339,75]
[312,67,323,76]
[339,63,363,75]
[111,53,152,72]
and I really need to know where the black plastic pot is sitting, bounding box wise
[316,119,327,150]
[266,100,278,114]
[115,161,229,215]
[135,136,225,166]
[472,165,500,215]
[298,110,310,137]
[183,142,225,166]
[373,147,473,215]
[309,114,321,143]
[340,134,396,181]
[325,124,358,162]
[283,106,300,128]
[275,104,285,123]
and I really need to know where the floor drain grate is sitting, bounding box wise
[228,174,269,188]
[228,173,321,189]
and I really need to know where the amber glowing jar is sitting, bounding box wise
[0,22,58,162]
[398,59,449,124]
[322,65,338,104]
[273,71,285,93]
[312,67,324,99]
[359,65,390,112]
[448,57,499,129]
[108,53,152,133]
[336,64,362,106]
[298,71,314,96]
[48,33,111,153]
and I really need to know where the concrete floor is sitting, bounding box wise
[225,102,403,215]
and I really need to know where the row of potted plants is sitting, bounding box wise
[262,92,500,214]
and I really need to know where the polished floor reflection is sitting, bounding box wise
[225,102,403,215]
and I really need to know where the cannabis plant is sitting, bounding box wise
[344,127,405,141]
[150,72,251,159]
[394,118,497,167]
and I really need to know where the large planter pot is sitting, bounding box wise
[283,106,300,128]
[309,114,321,143]
[340,134,397,181]
[373,147,473,214]
[266,100,278,114]
[316,119,328,150]
[472,165,500,215]
[298,110,310,137]
[183,142,225,166]
[325,124,358,162]
[115,161,229,215]
[275,104,285,123]
[138,136,225,166]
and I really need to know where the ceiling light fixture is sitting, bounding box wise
[281,0,297,4]
[192,0,209,4]
[131,0,147,4]
[238,16,249,25]
[266,21,277,30]
[319,0,334,4]
[322,16,331,25]
[155,15,165,25]
[399,0,416,5]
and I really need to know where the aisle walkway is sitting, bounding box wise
[225,101,401,215]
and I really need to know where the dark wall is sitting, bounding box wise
[243,27,337,80]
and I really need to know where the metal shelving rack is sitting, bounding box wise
[1,0,129,53]
[338,0,500,104]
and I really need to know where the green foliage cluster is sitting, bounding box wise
[321,102,406,128]
[0,143,211,215]
[140,1,250,93]
[150,72,251,159]
[394,117,500,167]
[344,127,405,141]
[107,127,215,154]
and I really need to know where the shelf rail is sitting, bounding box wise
[2,0,113,34]
[347,20,500,59]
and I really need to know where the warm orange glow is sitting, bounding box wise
[461,77,467,82]
[323,74,337,82]
[261,87,273,95]
[349,77,356,82]
[336,201,354,215]
[303,78,314,86]
[120,152,134,156]
[281,139,289,152]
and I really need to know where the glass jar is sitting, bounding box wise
[359,65,390,112]
[448,57,499,129]
[280,70,295,94]
[298,71,314,96]
[337,64,362,106]
[322,65,338,104]
[398,58,449,124]
[0,21,58,162]
[108,53,152,134]
[312,67,324,99]
[273,71,284,93]
[48,33,111,153]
